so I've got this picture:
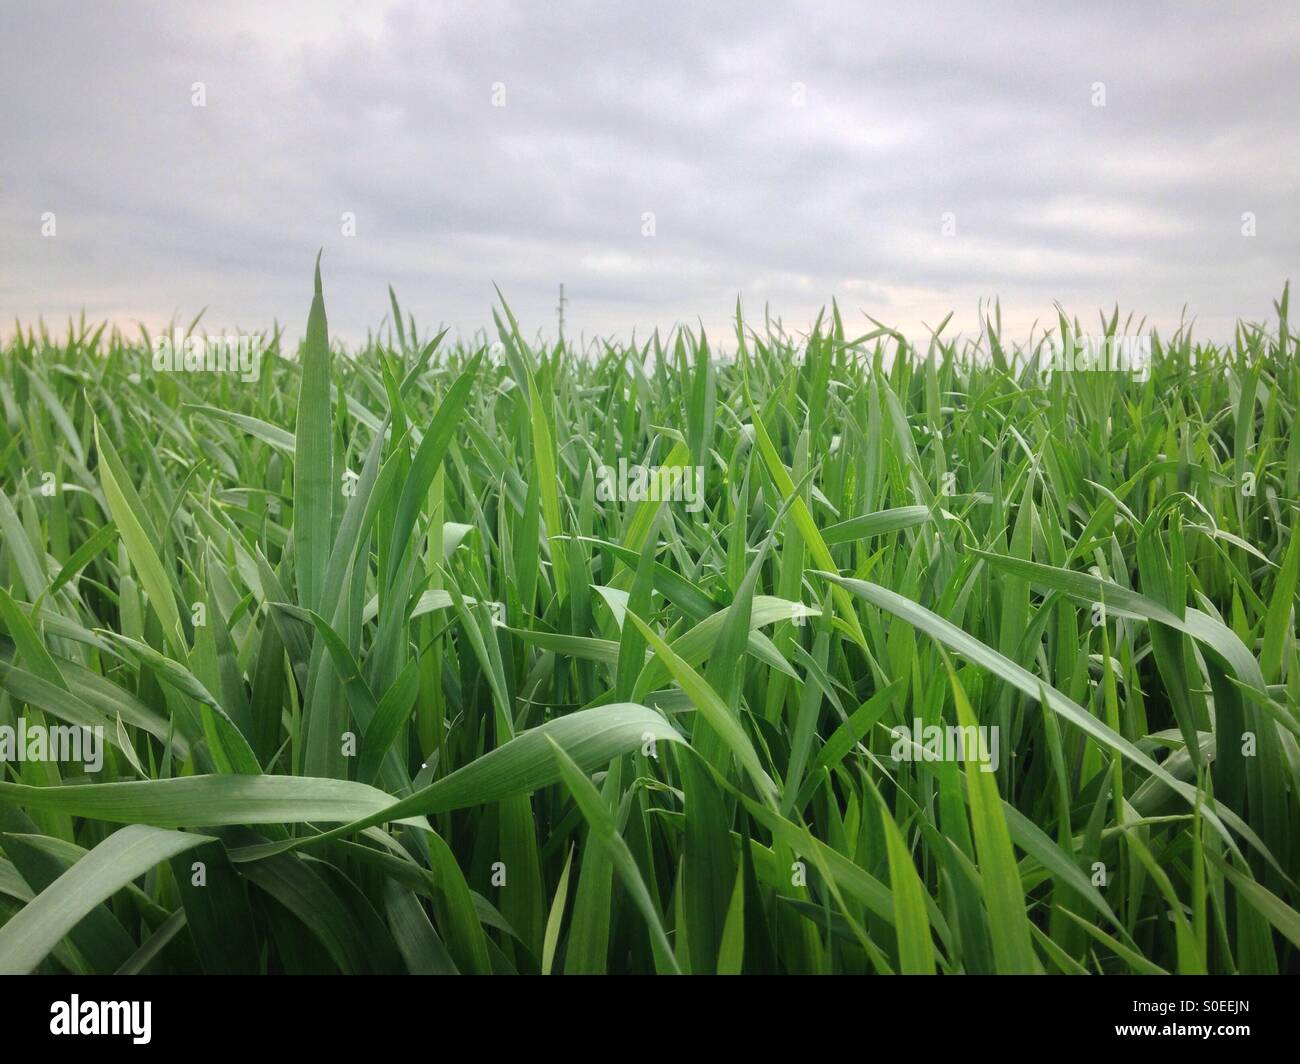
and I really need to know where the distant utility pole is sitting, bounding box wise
[557,283,567,344]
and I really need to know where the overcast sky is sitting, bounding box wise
[1,1,1295,348]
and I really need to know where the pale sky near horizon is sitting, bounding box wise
[1,1,1295,349]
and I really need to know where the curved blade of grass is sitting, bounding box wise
[821,504,932,546]
[819,571,1275,871]
[540,844,575,975]
[864,775,936,974]
[187,405,295,455]
[384,354,479,591]
[0,774,405,829]
[0,825,213,974]
[941,653,1038,973]
[94,418,185,656]
[1208,850,1300,949]
[747,402,867,649]
[546,736,679,974]
[625,609,777,805]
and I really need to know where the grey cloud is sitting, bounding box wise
[1,0,1294,346]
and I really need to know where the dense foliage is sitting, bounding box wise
[0,271,1296,975]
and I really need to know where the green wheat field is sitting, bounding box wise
[0,266,1296,976]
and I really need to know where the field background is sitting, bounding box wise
[0,273,1297,975]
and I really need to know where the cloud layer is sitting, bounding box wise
[2,1,1295,346]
